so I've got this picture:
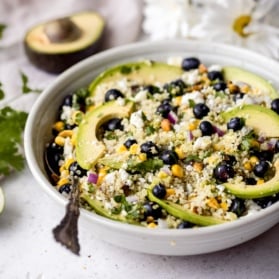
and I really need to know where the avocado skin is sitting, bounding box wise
[24,32,105,74]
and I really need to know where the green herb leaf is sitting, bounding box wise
[0,24,6,40]
[188,99,195,108]
[0,106,28,176]
[145,125,155,135]
[0,82,4,100]
[20,71,42,94]
[128,158,164,173]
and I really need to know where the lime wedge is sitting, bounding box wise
[0,187,5,214]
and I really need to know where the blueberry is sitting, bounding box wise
[162,98,172,105]
[227,117,244,131]
[245,177,257,185]
[181,57,200,71]
[207,71,223,81]
[62,95,73,107]
[104,89,124,102]
[199,121,214,136]
[253,194,279,209]
[233,92,244,102]
[177,221,194,229]
[223,154,236,166]
[104,118,124,131]
[140,141,159,158]
[152,183,167,199]
[69,162,87,178]
[253,161,269,177]
[164,79,185,96]
[58,183,72,194]
[124,138,137,149]
[44,142,63,175]
[193,103,210,119]
[213,82,227,91]
[160,150,178,165]
[214,162,235,182]
[271,98,279,114]
[257,150,274,162]
[144,85,160,95]
[229,198,246,217]
[275,140,279,153]
[156,103,173,118]
[143,201,162,219]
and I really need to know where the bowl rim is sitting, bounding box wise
[24,39,279,238]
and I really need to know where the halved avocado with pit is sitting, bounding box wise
[221,104,279,137]
[89,61,184,104]
[24,11,105,73]
[223,66,278,99]
[147,187,227,226]
[76,101,134,170]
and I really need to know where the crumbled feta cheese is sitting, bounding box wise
[182,70,200,85]
[134,90,147,102]
[193,136,212,150]
[181,91,204,105]
[130,110,144,128]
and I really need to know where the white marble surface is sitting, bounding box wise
[0,167,279,278]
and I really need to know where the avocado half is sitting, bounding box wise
[89,61,184,104]
[223,66,278,99]
[24,11,105,74]
[76,101,134,170]
[221,104,279,137]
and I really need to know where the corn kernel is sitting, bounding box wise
[117,144,127,153]
[129,144,139,154]
[250,156,259,165]
[207,197,219,209]
[138,153,147,161]
[158,171,168,179]
[243,161,252,171]
[54,136,65,146]
[241,85,250,93]
[53,121,64,132]
[188,120,199,131]
[58,130,73,138]
[171,164,184,178]
[147,222,157,228]
[87,105,95,112]
[166,188,175,197]
[228,82,240,93]
[65,158,75,170]
[71,132,77,146]
[257,179,265,185]
[174,96,182,106]
[175,147,186,160]
[250,140,260,149]
[193,162,203,172]
[57,177,69,186]
[198,63,207,73]
[161,119,171,131]
[220,202,228,211]
[146,216,154,223]
[97,167,108,185]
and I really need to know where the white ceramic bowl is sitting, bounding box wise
[24,40,279,255]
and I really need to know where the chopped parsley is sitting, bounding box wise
[20,71,42,94]
[0,24,6,39]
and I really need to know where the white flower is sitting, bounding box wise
[142,0,199,40]
[191,0,279,59]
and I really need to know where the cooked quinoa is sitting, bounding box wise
[45,57,279,229]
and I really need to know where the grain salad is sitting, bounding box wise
[45,56,279,229]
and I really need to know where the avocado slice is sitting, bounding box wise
[76,101,134,170]
[221,104,279,137]
[224,159,279,199]
[89,61,183,103]
[147,187,227,226]
[80,193,139,225]
[223,67,278,99]
[24,11,105,73]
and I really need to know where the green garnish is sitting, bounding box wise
[0,24,6,39]
[20,71,42,94]
[0,82,4,100]
[0,106,28,176]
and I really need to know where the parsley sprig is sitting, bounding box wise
[0,106,28,176]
